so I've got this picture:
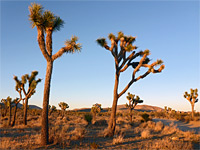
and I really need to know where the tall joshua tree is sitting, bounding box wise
[97,32,165,136]
[28,3,81,145]
[126,92,143,123]
[14,71,41,125]
[184,88,198,119]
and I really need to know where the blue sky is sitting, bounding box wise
[1,1,199,111]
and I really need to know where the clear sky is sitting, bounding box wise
[0,1,199,111]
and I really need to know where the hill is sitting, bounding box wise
[73,104,163,112]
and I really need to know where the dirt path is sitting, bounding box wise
[153,118,200,134]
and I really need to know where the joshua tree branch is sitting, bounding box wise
[52,46,72,61]
[119,51,142,72]
[21,85,27,97]
[118,79,134,98]
[36,26,51,62]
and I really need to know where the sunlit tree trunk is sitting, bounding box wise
[8,104,12,126]
[191,103,194,119]
[11,103,18,127]
[41,60,53,145]
[23,98,28,125]
[108,72,119,136]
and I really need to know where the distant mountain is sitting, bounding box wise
[117,104,163,112]
[73,104,163,112]
[0,102,42,110]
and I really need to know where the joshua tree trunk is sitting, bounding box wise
[108,72,119,136]
[191,103,194,119]
[23,98,28,125]
[11,103,18,127]
[41,60,53,145]
[129,108,133,123]
[8,105,12,126]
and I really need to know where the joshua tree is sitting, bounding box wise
[96,32,165,136]
[126,92,143,123]
[14,71,41,125]
[49,105,57,115]
[28,3,81,145]
[184,88,198,119]
[58,102,69,118]
[91,103,102,122]
[1,97,14,126]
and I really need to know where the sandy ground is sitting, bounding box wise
[153,118,200,134]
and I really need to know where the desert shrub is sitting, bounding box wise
[140,138,193,149]
[93,119,108,126]
[141,113,151,122]
[70,126,86,140]
[139,122,148,128]
[90,142,99,149]
[183,115,191,123]
[116,112,123,116]
[141,129,151,139]
[113,134,124,145]
[116,116,125,124]
[154,121,164,132]
[147,121,156,129]
[84,113,93,125]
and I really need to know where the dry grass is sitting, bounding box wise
[113,134,124,145]
[0,110,199,149]
[141,129,151,139]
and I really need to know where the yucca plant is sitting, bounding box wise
[96,32,165,136]
[184,88,198,119]
[126,92,143,123]
[14,71,41,125]
[28,3,82,145]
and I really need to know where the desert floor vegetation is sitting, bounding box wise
[0,110,199,149]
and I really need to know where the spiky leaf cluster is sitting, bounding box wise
[126,92,143,109]
[184,88,198,103]
[58,102,69,111]
[65,36,82,53]
[91,103,102,114]
[29,3,64,32]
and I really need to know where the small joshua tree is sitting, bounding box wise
[1,97,14,126]
[126,92,143,123]
[1,98,8,118]
[97,31,165,136]
[58,102,69,118]
[184,88,198,119]
[49,105,57,115]
[14,71,41,125]
[91,103,102,122]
